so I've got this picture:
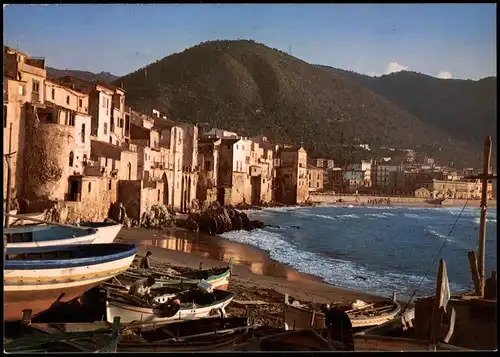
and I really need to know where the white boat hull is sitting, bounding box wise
[85,223,122,244]
[6,231,100,249]
[105,296,233,324]
[6,223,121,249]
[4,254,135,321]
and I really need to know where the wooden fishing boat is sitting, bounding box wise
[4,243,137,321]
[5,220,122,249]
[4,317,121,353]
[10,317,256,352]
[105,287,234,324]
[79,221,122,243]
[283,293,401,331]
[5,225,100,249]
[113,260,232,291]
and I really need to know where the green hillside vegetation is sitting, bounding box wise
[319,66,497,163]
[113,40,484,167]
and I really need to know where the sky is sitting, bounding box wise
[3,4,497,80]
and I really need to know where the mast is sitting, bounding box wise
[477,136,492,297]
[4,123,14,229]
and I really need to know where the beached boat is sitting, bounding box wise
[105,287,234,324]
[283,293,401,331]
[4,243,137,321]
[5,221,122,249]
[4,317,121,353]
[113,260,232,291]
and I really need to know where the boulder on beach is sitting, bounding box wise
[185,201,264,235]
[140,204,175,230]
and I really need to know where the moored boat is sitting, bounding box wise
[4,243,137,321]
[5,221,122,249]
[105,287,234,324]
[283,293,401,331]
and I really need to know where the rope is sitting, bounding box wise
[401,179,480,313]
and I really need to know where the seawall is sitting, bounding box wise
[309,194,497,208]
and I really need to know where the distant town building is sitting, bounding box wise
[274,145,309,204]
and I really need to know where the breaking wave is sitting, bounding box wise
[221,228,468,298]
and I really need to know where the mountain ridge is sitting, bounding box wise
[46,67,119,83]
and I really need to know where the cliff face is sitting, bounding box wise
[114,40,483,167]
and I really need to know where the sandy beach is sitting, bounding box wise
[117,227,399,327]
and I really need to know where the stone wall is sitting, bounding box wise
[231,172,251,205]
[65,177,117,222]
[23,104,75,202]
[118,180,142,220]
[118,179,164,221]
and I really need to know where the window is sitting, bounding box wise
[18,85,25,96]
[119,118,124,128]
[32,80,40,93]
[88,182,92,192]
[69,152,74,167]
[236,145,239,150]
[51,88,55,100]
[106,98,109,109]
[145,153,147,161]
[105,157,109,167]
[81,124,86,143]
[3,105,7,128]
[79,99,83,107]
[46,112,53,123]
[66,95,70,105]
[69,112,75,126]
[103,122,108,135]
[109,180,112,190]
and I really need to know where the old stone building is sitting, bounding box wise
[274,145,309,205]
[3,46,47,200]
[197,136,221,204]
[56,76,129,146]
[217,137,249,205]
[415,179,492,199]
[307,165,324,192]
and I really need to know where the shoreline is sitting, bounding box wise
[116,227,392,306]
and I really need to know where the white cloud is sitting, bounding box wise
[437,71,453,79]
[385,62,409,75]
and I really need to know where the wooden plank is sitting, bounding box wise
[468,250,481,296]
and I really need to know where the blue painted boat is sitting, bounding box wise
[4,243,137,321]
[5,222,122,249]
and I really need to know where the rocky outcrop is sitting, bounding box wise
[140,204,175,230]
[185,202,264,235]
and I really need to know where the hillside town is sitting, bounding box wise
[3,46,495,223]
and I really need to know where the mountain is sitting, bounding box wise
[113,39,484,167]
[46,67,119,83]
[318,66,497,159]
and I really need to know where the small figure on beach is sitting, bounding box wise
[199,261,204,270]
[139,251,153,269]
[320,303,354,351]
[129,276,156,298]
